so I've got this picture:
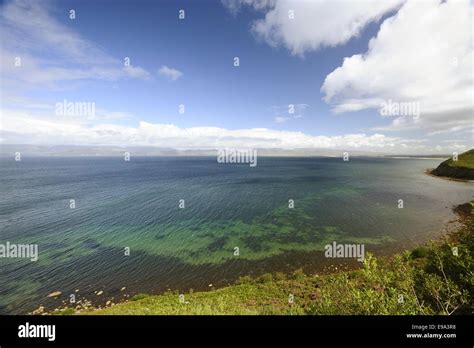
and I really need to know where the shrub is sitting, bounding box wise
[130,294,148,301]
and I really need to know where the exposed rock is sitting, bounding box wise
[31,305,45,315]
[47,291,62,298]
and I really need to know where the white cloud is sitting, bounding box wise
[158,65,183,81]
[224,0,404,55]
[123,65,151,80]
[90,109,132,121]
[271,104,309,123]
[274,116,289,123]
[1,110,459,154]
[321,0,474,134]
[222,0,276,15]
[0,0,150,85]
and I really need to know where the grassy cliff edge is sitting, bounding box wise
[431,149,474,180]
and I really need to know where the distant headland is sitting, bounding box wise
[430,149,474,180]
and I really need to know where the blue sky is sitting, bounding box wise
[1,0,472,153]
[29,0,384,134]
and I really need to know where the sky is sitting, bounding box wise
[0,0,473,154]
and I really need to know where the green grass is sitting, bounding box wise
[445,149,474,169]
[85,283,295,315]
[68,201,473,316]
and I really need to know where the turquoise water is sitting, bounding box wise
[0,156,472,313]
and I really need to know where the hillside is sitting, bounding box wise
[431,149,474,180]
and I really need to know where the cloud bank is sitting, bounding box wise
[226,0,473,136]
[2,111,466,154]
[321,0,473,135]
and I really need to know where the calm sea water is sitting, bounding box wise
[0,156,472,314]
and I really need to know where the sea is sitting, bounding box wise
[0,156,472,314]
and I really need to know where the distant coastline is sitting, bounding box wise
[0,144,455,158]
